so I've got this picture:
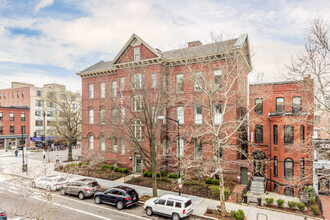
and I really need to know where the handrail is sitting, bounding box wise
[257,213,267,220]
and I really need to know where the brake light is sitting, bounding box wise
[125,197,132,201]
[85,188,90,191]
[183,209,186,215]
[99,185,101,188]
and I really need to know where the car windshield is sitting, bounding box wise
[126,190,137,196]
[87,181,99,187]
[185,200,192,208]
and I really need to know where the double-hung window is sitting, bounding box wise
[292,97,301,113]
[276,97,284,113]
[177,106,184,124]
[120,77,125,90]
[214,103,222,124]
[134,47,140,61]
[88,84,94,99]
[112,81,117,97]
[194,72,202,92]
[195,106,202,124]
[88,109,94,124]
[176,74,184,93]
[132,74,143,89]
[151,73,157,88]
[255,125,263,143]
[100,82,105,98]
[177,138,184,157]
[284,125,294,145]
[10,113,14,121]
[194,138,202,158]
[255,98,263,114]
[214,70,222,90]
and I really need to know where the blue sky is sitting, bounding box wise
[0,0,329,92]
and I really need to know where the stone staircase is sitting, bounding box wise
[250,176,265,194]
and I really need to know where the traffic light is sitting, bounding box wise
[33,132,36,138]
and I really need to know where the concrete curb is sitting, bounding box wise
[255,205,323,220]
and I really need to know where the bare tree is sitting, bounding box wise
[162,33,254,216]
[50,92,82,161]
[104,65,169,197]
[287,17,330,137]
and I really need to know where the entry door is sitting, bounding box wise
[240,167,248,185]
[135,155,142,174]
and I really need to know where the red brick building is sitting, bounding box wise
[77,33,252,182]
[249,78,314,196]
[0,106,30,150]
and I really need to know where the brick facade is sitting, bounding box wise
[249,79,314,196]
[0,106,30,149]
[78,33,253,182]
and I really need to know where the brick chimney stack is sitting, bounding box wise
[188,40,202,48]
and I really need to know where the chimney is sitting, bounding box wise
[188,40,202,48]
[303,74,311,80]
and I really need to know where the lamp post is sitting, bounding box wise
[157,116,181,196]
[21,126,27,172]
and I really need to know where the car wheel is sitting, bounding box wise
[31,182,36,188]
[94,196,101,204]
[46,185,51,191]
[172,213,181,220]
[146,207,153,216]
[60,188,66,195]
[116,201,123,210]
[78,192,85,200]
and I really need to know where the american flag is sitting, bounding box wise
[120,91,124,108]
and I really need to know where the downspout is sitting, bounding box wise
[268,117,272,192]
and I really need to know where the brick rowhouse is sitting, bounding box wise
[249,78,314,196]
[0,106,30,150]
[77,34,252,184]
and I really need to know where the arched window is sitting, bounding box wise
[131,120,144,141]
[274,156,278,177]
[88,134,94,150]
[100,135,105,151]
[112,136,117,152]
[300,158,305,178]
[284,158,294,179]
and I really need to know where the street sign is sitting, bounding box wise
[45,132,49,134]
[178,183,183,189]
[178,178,182,184]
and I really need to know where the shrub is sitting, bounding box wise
[121,168,129,174]
[160,170,166,177]
[143,171,150,177]
[231,210,245,220]
[209,186,230,200]
[276,199,284,208]
[224,188,231,199]
[296,202,305,212]
[265,198,274,205]
[309,197,316,205]
[288,201,296,209]
[82,162,89,166]
[311,205,320,216]
[66,163,76,167]
[78,162,82,166]
[156,172,160,177]
[205,178,219,185]
[102,165,114,170]
[167,173,179,179]
[113,167,120,172]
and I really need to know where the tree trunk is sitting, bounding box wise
[151,156,158,197]
[67,142,73,162]
[218,162,227,216]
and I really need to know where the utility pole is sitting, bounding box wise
[21,126,27,172]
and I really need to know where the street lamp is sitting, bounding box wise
[157,116,181,196]
[21,126,27,172]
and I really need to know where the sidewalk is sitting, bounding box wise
[1,155,319,220]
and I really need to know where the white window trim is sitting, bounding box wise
[177,106,184,124]
[195,106,202,124]
[89,109,94,124]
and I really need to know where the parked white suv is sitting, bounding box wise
[143,194,193,220]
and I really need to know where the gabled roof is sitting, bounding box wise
[77,33,252,77]
[111,33,162,65]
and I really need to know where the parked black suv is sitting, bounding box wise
[94,186,139,210]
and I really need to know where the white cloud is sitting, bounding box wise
[34,0,54,13]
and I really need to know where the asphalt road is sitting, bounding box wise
[16,148,81,163]
[0,164,209,220]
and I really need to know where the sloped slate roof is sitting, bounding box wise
[162,38,237,60]
[79,60,113,74]
[77,35,244,76]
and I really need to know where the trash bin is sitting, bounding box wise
[243,195,248,204]
[257,197,262,206]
